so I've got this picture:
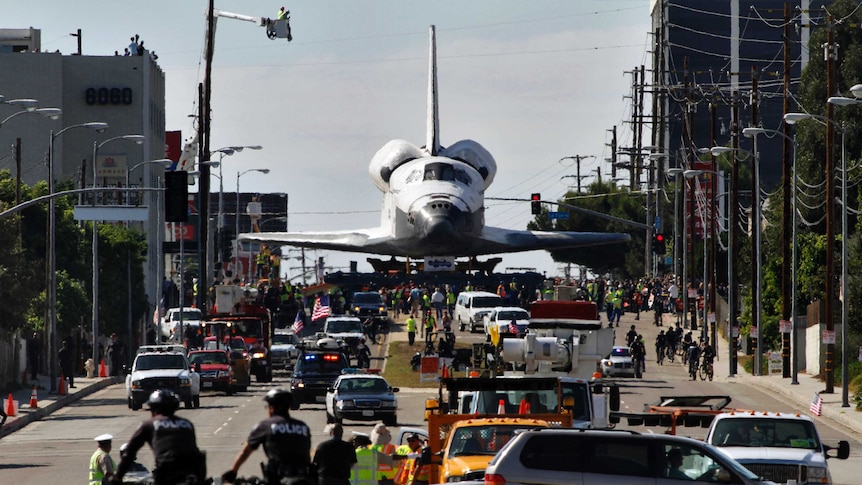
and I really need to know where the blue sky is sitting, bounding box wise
[4,0,653,279]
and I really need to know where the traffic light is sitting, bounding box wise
[164,171,188,222]
[531,193,541,215]
[653,233,666,254]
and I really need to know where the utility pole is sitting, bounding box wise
[709,101,717,352]
[608,126,618,178]
[729,89,739,376]
[681,56,691,331]
[824,17,836,393]
[750,65,760,375]
[781,2,793,378]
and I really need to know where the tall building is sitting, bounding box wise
[0,28,167,330]
[650,0,832,189]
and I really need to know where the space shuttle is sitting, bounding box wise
[239,26,630,258]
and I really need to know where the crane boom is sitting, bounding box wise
[212,8,267,27]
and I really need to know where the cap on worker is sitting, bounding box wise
[406,433,421,442]
[94,433,113,442]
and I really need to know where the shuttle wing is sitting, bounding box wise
[473,226,631,254]
[238,228,404,256]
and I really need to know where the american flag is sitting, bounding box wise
[292,311,304,335]
[508,319,519,336]
[810,392,823,416]
[311,294,331,321]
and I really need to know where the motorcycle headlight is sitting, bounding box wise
[252,352,266,359]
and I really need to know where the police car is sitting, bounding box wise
[289,341,350,409]
[325,371,399,426]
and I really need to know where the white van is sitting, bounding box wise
[454,291,503,333]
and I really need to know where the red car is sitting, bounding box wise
[188,349,234,395]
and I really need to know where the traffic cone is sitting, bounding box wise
[441,365,450,379]
[29,386,38,409]
[5,393,15,417]
[57,374,67,396]
[497,399,506,414]
[518,399,528,414]
[99,359,107,378]
[524,402,531,414]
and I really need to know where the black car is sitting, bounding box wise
[350,292,388,321]
[289,346,349,409]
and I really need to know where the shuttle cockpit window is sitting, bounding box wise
[423,162,471,186]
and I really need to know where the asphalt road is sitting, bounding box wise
[2,317,861,484]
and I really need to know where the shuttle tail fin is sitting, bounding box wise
[426,25,440,156]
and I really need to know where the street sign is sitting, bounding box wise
[654,216,661,230]
[548,211,569,220]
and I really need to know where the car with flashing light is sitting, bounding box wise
[324,372,399,425]
[482,306,530,339]
[271,329,299,371]
[187,349,234,395]
[350,291,389,321]
[159,307,204,342]
[289,344,350,409]
[126,349,201,410]
[600,346,636,378]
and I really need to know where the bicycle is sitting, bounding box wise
[699,357,714,381]
[688,355,699,381]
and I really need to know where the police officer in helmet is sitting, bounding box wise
[223,388,312,484]
[112,389,205,484]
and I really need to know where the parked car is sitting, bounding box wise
[600,346,635,378]
[187,349,234,395]
[484,428,778,484]
[325,372,399,425]
[482,307,530,339]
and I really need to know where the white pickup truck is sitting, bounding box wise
[705,411,849,485]
[126,349,201,410]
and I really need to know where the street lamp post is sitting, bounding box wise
[48,121,108,392]
[787,101,854,407]
[740,127,766,376]
[210,145,263,280]
[236,168,270,282]
[91,134,144,370]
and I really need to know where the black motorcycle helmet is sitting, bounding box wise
[147,389,180,415]
[263,388,293,412]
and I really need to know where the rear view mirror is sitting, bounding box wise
[828,440,850,459]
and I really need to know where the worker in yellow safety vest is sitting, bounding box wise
[89,433,116,485]
[350,434,378,485]
[394,433,430,485]
[370,424,398,485]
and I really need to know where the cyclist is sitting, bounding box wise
[701,341,715,379]
[655,330,666,365]
[630,335,646,376]
[355,338,371,369]
[686,342,701,381]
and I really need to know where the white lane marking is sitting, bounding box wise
[215,426,223,434]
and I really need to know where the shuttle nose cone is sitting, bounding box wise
[423,217,456,244]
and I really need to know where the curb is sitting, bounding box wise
[0,377,122,439]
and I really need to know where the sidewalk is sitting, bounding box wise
[0,374,122,439]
